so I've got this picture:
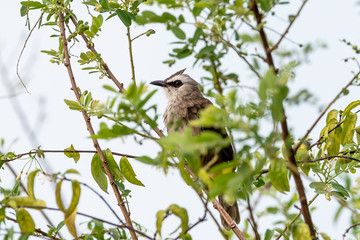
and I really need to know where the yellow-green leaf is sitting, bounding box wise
[341,112,357,146]
[5,196,46,208]
[326,109,338,124]
[167,204,189,235]
[198,168,212,186]
[91,153,108,193]
[66,180,81,217]
[342,100,360,120]
[64,145,80,163]
[27,170,40,199]
[292,223,311,240]
[178,160,194,187]
[16,208,35,233]
[104,149,123,181]
[119,157,145,187]
[65,208,78,238]
[269,158,289,193]
[56,180,65,212]
[156,210,166,236]
[320,232,331,240]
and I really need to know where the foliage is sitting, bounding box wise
[1,0,360,239]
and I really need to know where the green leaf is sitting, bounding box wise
[20,6,28,17]
[65,208,78,238]
[342,100,360,120]
[269,158,289,193]
[171,26,186,40]
[64,145,80,163]
[326,109,338,124]
[331,182,349,198]
[167,204,189,235]
[20,1,42,7]
[264,229,274,240]
[116,9,132,27]
[341,112,357,146]
[155,210,166,235]
[309,182,327,194]
[64,99,82,111]
[5,196,46,208]
[103,149,123,181]
[27,170,40,199]
[119,157,145,187]
[192,28,203,46]
[292,223,311,240]
[66,180,81,216]
[134,156,155,165]
[91,153,108,193]
[16,208,35,233]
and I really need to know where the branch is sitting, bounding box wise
[250,0,316,237]
[301,155,360,163]
[68,16,124,92]
[269,0,308,52]
[295,70,360,153]
[1,149,137,162]
[275,194,319,240]
[3,204,154,240]
[343,223,360,240]
[127,27,136,84]
[246,197,260,240]
[58,10,138,240]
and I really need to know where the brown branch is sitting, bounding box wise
[57,10,138,240]
[269,0,308,52]
[246,197,260,240]
[210,59,223,95]
[301,155,360,163]
[217,36,261,79]
[17,13,44,94]
[4,204,154,240]
[343,223,360,239]
[250,0,316,237]
[295,70,360,153]
[68,16,124,92]
[1,149,137,162]
[275,194,319,240]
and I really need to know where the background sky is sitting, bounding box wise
[1,0,360,239]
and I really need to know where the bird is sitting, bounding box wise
[150,68,240,230]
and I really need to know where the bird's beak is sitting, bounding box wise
[150,80,167,87]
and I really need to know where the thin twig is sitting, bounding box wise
[246,197,260,240]
[60,176,123,224]
[275,194,319,240]
[57,10,138,240]
[17,13,44,94]
[216,35,261,79]
[301,155,360,163]
[343,223,360,239]
[127,27,136,84]
[269,0,308,52]
[1,149,137,162]
[3,204,154,240]
[68,16,125,92]
[295,71,360,153]
[250,0,316,237]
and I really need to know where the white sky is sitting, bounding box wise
[1,0,360,239]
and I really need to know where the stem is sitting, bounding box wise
[269,0,308,52]
[250,0,316,237]
[68,15,125,92]
[127,27,136,84]
[58,11,138,240]
[296,71,360,152]
[275,194,319,240]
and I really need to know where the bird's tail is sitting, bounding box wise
[218,195,240,231]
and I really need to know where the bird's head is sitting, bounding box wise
[150,68,201,102]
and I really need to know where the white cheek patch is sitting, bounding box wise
[163,88,178,102]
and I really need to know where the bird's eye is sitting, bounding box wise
[173,80,183,88]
